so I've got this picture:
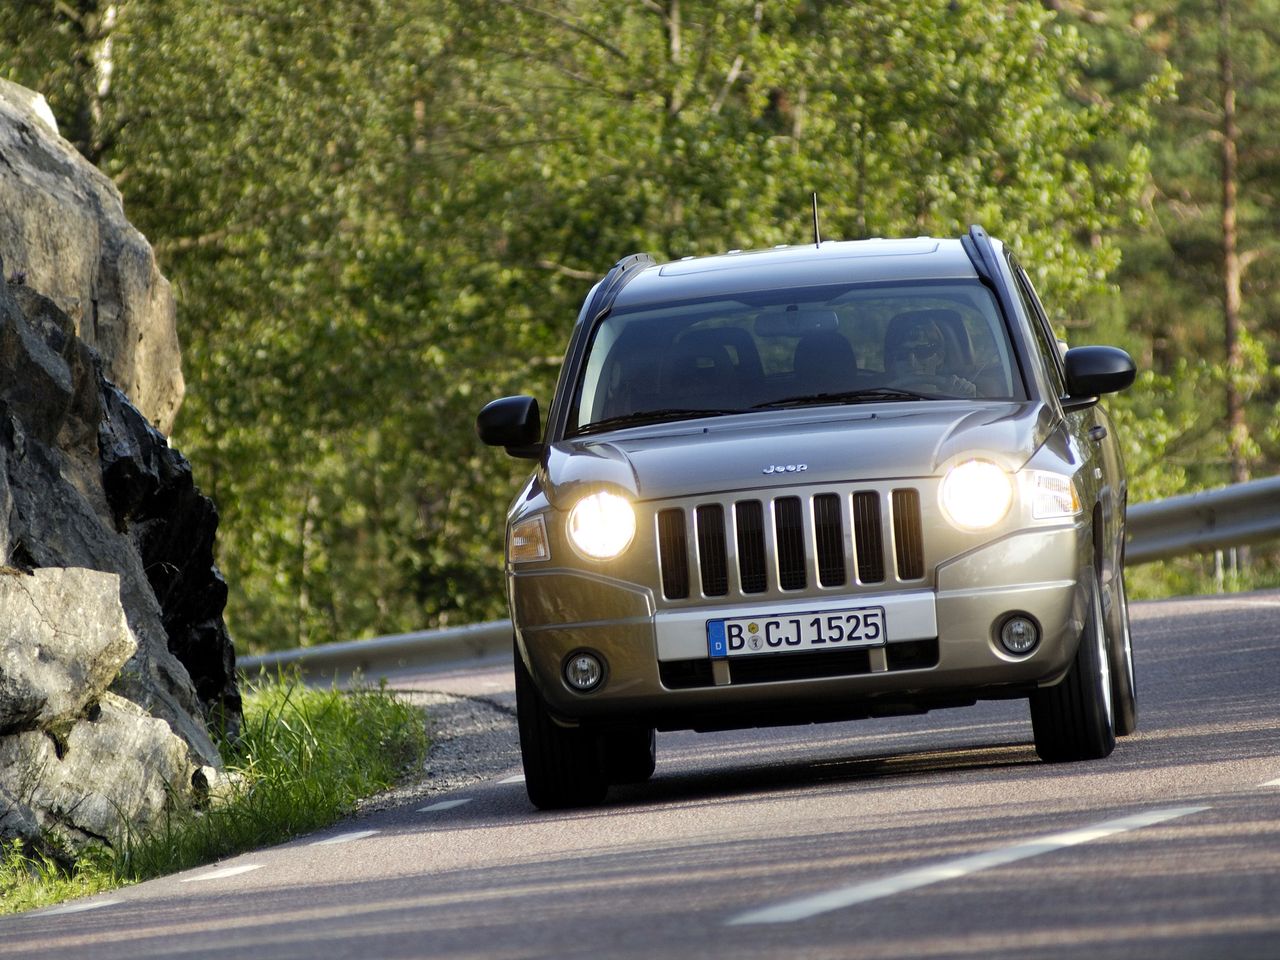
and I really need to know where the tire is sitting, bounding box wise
[1105,564,1138,737]
[602,727,656,785]
[1030,569,1116,763]
[514,640,608,809]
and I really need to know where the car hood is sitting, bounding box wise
[542,402,1058,507]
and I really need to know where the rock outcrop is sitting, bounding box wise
[0,569,197,851]
[0,269,237,857]
[0,78,183,435]
[0,82,237,858]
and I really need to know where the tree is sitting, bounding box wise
[2,1,1171,649]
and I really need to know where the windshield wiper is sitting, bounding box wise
[754,387,937,409]
[572,407,742,436]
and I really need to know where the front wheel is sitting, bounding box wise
[514,640,608,810]
[1030,570,1116,763]
[1106,565,1138,737]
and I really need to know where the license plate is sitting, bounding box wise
[707,606,886,658]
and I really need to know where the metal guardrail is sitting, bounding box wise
[238,620,512,684]
[1125,475,1280,565]
[239,476,1280,683]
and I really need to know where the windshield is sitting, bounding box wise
[568,280,1023,436]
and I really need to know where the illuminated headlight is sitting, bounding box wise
[1030,471,1082,519]
[508,515,550,563]
[567,491,636,560]
[939,459,1013,530]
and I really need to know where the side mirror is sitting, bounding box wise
[1061,346,1136,411]
[476,395,543,459]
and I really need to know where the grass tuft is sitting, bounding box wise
[0,674,429,914]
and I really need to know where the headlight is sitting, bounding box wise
[939,459,1013,530]
[508,515,550,563]
[567,491,636,560]
[1030,471,1081,519]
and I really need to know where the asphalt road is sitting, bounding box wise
[4,592,1279,959]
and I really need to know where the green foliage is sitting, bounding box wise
[1064,1,1280,477]
[0,676,429,914]
[10,1,1267,648]
[1129,552,1280,601]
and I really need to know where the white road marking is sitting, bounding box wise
[32,898,123,917]
[180,864,263,883]
[498,774,526,784]
[417,798,472,813]
[310,830,379,846]
[728,806,1209,925]
[1262,778,1280,788]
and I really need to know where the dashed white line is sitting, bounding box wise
[417,798,472,813]
[498,774,526,784]
[180,864,263,883]
[32,898,123,917]
[311,830,379,846]
[728,806,1209,925]
[1262,778,1280,788]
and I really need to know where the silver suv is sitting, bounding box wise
[478,227,1137,809]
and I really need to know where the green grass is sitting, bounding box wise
[1128,551,1280,601]
[0,676,429,914]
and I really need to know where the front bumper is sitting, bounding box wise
[511,525,1089,730]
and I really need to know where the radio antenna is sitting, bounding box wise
[811,192,822,247]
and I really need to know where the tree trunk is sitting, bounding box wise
[1218,0,1250,485]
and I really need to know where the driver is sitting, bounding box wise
[885,314,977,397]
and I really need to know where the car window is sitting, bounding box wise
[570,281,1024,435]
[1010,263,1066,398]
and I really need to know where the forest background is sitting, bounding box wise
[2,0,1277,654]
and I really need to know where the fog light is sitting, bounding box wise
[564,652,604,691]
[999,615,1040,655]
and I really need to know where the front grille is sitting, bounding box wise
[656,487,925,600]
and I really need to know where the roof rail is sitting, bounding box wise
[585,252,656,322]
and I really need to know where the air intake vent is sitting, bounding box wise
[735,500,767,593]
[696,504,728,596]
[774,496,806,590]
[852,491,885,583]
[892,488,925,580]
[657,508,689,599]
[813,493,845,587]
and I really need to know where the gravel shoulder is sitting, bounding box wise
[357,689,520,814]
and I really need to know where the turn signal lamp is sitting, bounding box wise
[508,515,550,563]
[1031,472,1082,519]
